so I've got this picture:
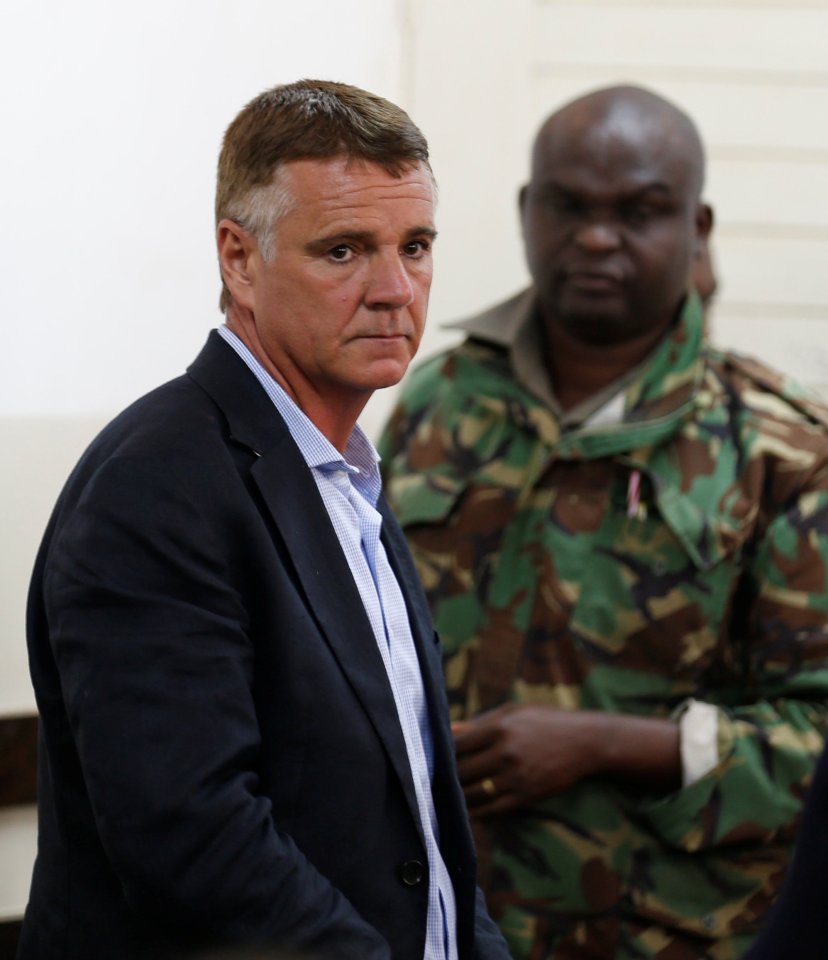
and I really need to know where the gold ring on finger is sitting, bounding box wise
[481,777,497,797]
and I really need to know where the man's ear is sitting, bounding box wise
[217,219,258,310]
[692,202,714,265]
[518,184,529,236]
[690,203,718,307]
[696,202,714,244]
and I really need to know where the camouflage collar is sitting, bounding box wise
[449,288,707,458]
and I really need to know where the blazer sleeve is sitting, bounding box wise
[42,449,391,958]
[472,887,512,959]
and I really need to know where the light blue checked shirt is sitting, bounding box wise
[218,326,458,960]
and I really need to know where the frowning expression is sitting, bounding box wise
[520,106,707,347]
[240,156,436,410]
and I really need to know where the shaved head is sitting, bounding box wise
[520,84,712,350]
[531,85,706,201]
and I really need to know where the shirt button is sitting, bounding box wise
[399,859,425,886]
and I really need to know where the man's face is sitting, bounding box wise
[520,117,705,347]
[241,157,436,408]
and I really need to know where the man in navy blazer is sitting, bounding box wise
[19,80,510,960]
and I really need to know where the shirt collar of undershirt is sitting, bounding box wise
[450,290,659,430]
[217,324,382,506]
[513,305,647,429]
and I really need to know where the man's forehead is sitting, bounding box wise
[280,156,434,200]
[271,156,436,246]
[532,100,698,195]
[533,165,680,199]
[537,137,691,196]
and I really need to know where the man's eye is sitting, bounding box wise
[556,197,584,214]
[537,193,584,217]
[403,239,430,257]
[623,205,659,227]
[328,245,354,262]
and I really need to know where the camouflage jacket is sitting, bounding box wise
[379,290,828,960]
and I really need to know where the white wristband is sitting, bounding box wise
[679,699,720,786]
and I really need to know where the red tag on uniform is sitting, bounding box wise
[627,469,641,519]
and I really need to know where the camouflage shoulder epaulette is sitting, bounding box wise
[456,334,513,371]
[405,348,454,386]
[707,344,828,429]
[401,337,518,409]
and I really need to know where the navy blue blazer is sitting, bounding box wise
[19,332,508,960]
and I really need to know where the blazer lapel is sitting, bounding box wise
[380,498,456,769]
[187,333,422,819]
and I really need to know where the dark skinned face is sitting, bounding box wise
[520,101,709,348]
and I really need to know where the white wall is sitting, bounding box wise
[3,0,411,420]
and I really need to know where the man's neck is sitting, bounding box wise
[543,315,673,411]
[225,306,365,453]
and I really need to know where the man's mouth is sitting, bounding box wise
[565,269,624,294]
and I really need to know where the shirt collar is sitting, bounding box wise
[217,324,382,505]
[444,288,703,431]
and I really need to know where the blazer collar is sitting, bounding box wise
[186,330,289,457]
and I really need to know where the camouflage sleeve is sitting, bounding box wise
[639,456,828,852]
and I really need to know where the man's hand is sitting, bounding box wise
[452,704,682,817]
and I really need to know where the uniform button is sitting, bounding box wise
[399,859,425,886]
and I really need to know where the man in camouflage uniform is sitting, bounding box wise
[379,85,828,959]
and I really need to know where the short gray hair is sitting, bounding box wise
[224,166,295,263]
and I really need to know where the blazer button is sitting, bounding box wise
[399,859,426,886]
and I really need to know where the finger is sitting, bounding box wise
[468,793,517,818]
[464,775,499,808]
[451,720,469,737]
[465,780,519,818]
[455,747,501,786]
[453,715,498,755]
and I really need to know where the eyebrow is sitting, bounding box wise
[624,183,673,198]
[307,226,438,253]
[544,179,674,198]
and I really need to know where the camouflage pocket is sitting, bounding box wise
[561,457,754,692]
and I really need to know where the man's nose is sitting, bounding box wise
[574,221,622,253]
[365,252,415,309]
